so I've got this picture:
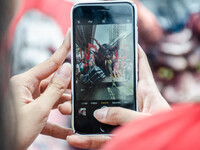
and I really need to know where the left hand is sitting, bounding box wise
[10,29,74,150]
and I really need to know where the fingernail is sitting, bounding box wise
[56,63,71,79]
[66,135,72,140]
[93,108,108,120]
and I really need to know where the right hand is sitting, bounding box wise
[92,45,171,126]
[59,45,171,149]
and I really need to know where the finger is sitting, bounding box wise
[138,45,154,81]
[26,29,71,82]
[41,122,74,139]
[58,101,71,115]
[137,45,159,110]
[52,94,71,109]
[67,135,111,149]
[40,74,54,94]
[36,63,72,110]
[40,75,71,94]
[94,107,150,125]
[137,45,167,111]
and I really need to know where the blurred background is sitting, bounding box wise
[8,0,200,149]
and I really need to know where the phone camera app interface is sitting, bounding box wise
[73,5,136,133]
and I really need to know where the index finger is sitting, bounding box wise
[26,29,71,81]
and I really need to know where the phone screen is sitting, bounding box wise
[72,2,137,134]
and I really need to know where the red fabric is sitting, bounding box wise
[84,48,87,60]
[115,50,119,60]
[88,43,97,52]
[102,103,200,150]
[80,48,83,59]
[84,63,88,68]
[8,0,73,45]
[84,48,90,60]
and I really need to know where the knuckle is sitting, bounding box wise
[10,75,23,85]
[10,75,20,82]
[84,140,92,149]
[106,108,120,123]
[91,137,106,149]
[51,58,61,68]
[48,56,61,70]
[50,77,67,93]
[90,139,99,149]
[84,138,101,149]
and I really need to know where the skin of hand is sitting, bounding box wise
[59,45,171,149]
[10,29,74,150]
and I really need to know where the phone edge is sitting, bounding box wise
[71,1,138,135]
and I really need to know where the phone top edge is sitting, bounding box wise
[73,0,136,8]
[72,1,137,23]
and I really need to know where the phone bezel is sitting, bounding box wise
[71,1,138,135]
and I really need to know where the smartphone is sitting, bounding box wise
[71,1,138,135]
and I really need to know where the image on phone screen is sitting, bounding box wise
[75,24,134,101]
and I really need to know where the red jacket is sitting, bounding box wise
[102,103,200,150]
[9,0,73,44]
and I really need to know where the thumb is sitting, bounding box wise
[138,45,154,81]
[94,107,150,126]
[36,63,72,110]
